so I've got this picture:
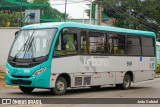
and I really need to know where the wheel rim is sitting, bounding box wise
[56,80,65,92]
[124,77,130,88]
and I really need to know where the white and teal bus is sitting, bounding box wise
[5,22,156,95]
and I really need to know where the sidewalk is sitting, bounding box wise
[0,66,18,88]
[0,66,5,80]
[156,73,160,78]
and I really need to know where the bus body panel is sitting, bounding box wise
[5,61,51,88]
[50,56,155,87]
[133,70,154,82]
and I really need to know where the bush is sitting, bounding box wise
[156,64,160,73]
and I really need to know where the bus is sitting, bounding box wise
[5,22,156,95]
[156,41,160,64]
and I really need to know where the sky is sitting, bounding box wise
[49,0,91,19]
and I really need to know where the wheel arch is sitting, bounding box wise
[125,71,134,82]
[57,73,71,87]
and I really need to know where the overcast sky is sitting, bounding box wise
[49,0,91,19]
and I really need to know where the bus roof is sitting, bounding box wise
[21,22,156,37]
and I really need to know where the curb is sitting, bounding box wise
[156,75,160,78]
[0,71,5,79]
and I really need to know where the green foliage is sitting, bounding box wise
[156,64,160,73]
[0,12,22,27]
[86,2,110,22]
[101,0,160,34]
[33,0,48,4]
[33,0,65,21]
[0,0,66,26]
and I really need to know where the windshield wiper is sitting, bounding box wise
[13,31,35,61]
[13,37,30,61]
[23,37,35,59]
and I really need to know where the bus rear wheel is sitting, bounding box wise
[19,86,34,93]
[50,77,67,95]
[116,74,131,90]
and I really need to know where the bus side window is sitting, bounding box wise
[81,31,89,54]
[126,36,141,55]
[109,33,125,55]
[53,29,78,57]
[89,32,106,54]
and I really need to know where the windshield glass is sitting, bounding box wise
[10,29,57,59]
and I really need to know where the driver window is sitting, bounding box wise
[53,28,78,57]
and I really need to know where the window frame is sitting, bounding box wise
[141,36,155,57]
[53,28,79,58]
[87,31,107,55]
[108,32,126,56]
[52,27,156,58]
[125,35,142,56]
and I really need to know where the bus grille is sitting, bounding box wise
[74,76,91,86]
[12,75,31,78]
[83,77,91,86]
[74,77,83,86]
[11,80,32,85]
[9,61,39,68]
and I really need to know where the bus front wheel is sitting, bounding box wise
[116,74,131,90]
[50,77,67,95]
[19,86,34,93]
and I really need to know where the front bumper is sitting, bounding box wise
[5,71,50,88]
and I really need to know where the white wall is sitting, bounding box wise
[0,28,20,66]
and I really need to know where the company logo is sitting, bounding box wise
[2,99,11,104]
[16,63,29,66]
[84,56,109,67]
[24,69,30,73]
[1,99,42,105]
[18,72,22,76]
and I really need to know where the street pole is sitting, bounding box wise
[83,8,84,23]
[89,0,92,24]
[96,0,103,25]
[64,0,67,22]
[95,4,98,25]
[97,4,101,25]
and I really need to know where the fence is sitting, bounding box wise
[0,27,19,67]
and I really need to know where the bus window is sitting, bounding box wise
[142,37,155,56]
[81,31,89,54]
[88,32,106,54]
[54,29,78,57]
[109,33,125,55]
[126,36,141,55]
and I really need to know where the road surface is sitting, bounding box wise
[0,78,160,106]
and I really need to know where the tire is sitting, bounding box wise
[116,74,131,90]
[19,86,34,93]
[90,86,101,89]
[50,77,67,95]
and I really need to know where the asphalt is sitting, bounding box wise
[0,78,160,106]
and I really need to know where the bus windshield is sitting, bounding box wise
[9,29,57,59]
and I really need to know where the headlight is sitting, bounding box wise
[32,67,46,76]
[6,68,10,75]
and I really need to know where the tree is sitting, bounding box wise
[0,0,67,26]
[86,1,109,24]
[0,12,22,27]
[101,0,160,34]
[33,0,66,21]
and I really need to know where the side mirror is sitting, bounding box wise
[15,31,19,38]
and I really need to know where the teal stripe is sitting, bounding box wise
[21,22,156,37]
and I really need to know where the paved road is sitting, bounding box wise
[0,78,160,106]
